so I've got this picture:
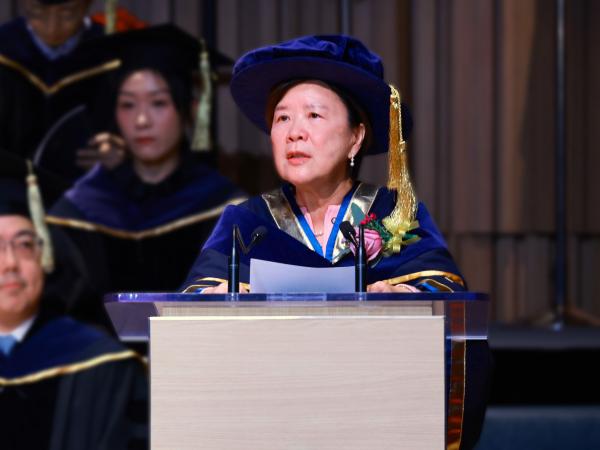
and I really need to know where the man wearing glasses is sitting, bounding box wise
[0,153,148,450]
[0,219,45,350]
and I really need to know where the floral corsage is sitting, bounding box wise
[348,204,421,264]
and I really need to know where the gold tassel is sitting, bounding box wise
[26,161,54,273]
[104,0,118,35]
[191,39,212,152]
[381,85,418,254]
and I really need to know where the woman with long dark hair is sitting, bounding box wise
[49,25,244,299]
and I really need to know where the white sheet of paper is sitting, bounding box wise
[250,258,354,293]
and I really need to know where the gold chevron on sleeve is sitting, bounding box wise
[182,284,210,293]
[46,197,246,239]
[417,278,455,292]
[0,350,140,386]
[0,54,121,95]
[384,270,465,287]
[182,278,250,293]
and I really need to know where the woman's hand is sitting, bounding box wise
[76,132,127,170]
[367,281,420,293]
[200,282,249,294]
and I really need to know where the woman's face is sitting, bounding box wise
[116,70,183,165]
[270,82,365,189]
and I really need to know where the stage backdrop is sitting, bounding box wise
[3,0,598,324]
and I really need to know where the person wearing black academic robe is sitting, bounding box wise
[0,16,117,182]
[48,153,245,295]
[0,299,148,450]
[0,149,112,331]
[44,222,115,331]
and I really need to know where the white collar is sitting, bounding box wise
[0,315,36,342]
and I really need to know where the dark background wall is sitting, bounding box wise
[3,0,598,325]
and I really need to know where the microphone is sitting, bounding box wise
[340,221,358,247]
[245,226,267,253]
[340,221,367,292]
[228,225,268,294]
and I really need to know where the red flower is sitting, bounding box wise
[91,7,147,32]
[360,212,377,226]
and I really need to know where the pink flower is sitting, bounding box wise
[349,227,383,262]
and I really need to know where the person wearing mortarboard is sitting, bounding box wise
[0,0,145,184]
[47,24,245,296]
[0,152,148,450]
[0,150,114,332]
[180,35,492,448]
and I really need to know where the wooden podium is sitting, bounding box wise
[106,293,488,450]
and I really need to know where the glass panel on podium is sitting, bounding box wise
[104,292,489,342]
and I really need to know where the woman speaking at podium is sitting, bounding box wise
[181,35,466,296]
[181,35,491,449]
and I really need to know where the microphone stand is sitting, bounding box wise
[227,225,267,295]
[356,224,367,292]
[228,225,239,294]
[340,221,367,293]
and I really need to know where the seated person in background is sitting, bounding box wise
[48,25,244,294]
[0,156,148,450]
[0,150,114,332]
[0,0,129,182]
[181,35,490,449]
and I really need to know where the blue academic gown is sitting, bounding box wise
[182,182,466,292]
[181,182,491,449]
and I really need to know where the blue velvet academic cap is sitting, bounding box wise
[230,35,412,154]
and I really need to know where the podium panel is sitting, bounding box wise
[106,292,489,449]
[151,315,444,450]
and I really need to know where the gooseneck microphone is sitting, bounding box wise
[246,226,267,253]
[340,221,367,292]
[340,221,357,247]
[228,225,240,294]
[356,224,367,292]
[228,225,268,293]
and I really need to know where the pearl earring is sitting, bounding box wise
[350,155,355,167]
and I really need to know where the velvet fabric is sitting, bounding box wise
[180,186,491,450]
[62,157,239,231]
[0,315,126,379]
[230,34,412,154]
[181,185,465,291]
[0,309,148,450]
[49,155,243,293]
